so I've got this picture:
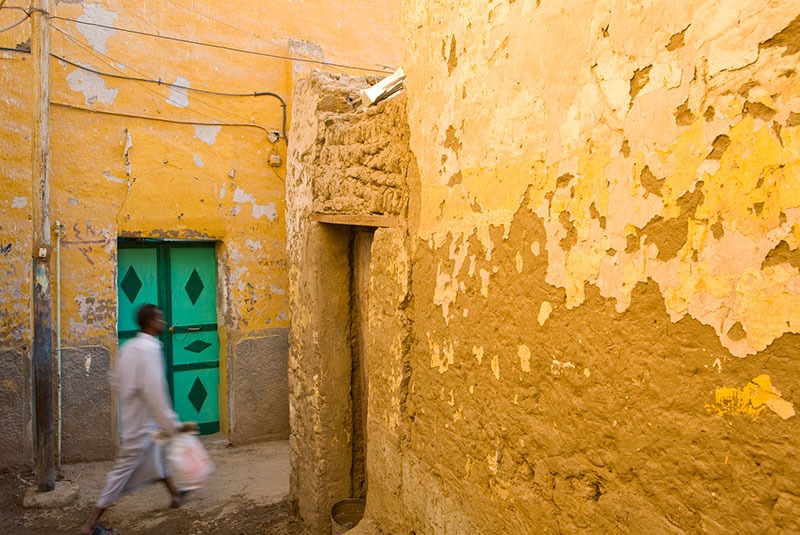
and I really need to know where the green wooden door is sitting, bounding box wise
[117,241,220,434]
[167,246,220,434]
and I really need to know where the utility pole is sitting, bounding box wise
[31,0,54,492]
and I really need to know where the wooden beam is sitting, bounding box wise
[311,213,399,228]
[31,0,55,492]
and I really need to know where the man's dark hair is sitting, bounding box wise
[137,304,160,330]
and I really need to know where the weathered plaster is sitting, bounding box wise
[75,3,117,54]
[0,49,34,468]
[166,76,190,108]
[64,63,119,105]
[274,2,800,533]
[286,72,415,534]
[404,0,800,358]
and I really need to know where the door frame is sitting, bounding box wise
[117,238,228,436]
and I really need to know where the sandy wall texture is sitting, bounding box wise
[387,0,800,532]
[286,72,414,534]
[288,2,800,533]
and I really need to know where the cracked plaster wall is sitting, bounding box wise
[0,0,401,467]
[360,0,800,532]
[404,0,800,359]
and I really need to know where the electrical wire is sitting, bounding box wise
[0,10,27,32]
[52,53,276,97]
[52,25,255,126]
[0,45,29,53]
[51,100,279,136]
[51,52,287,139]
[163,0,263,42]
[51,25,287,139]
[51,16,394,74]
[160,0,394,76]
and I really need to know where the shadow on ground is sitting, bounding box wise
[0,441,306,535]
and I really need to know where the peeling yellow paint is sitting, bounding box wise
[518,345,531,373]
[491,354,500,380]
[404,0,800,359]
[429,335,455,373]
[550,359,576,378]
[707,375,796,420]
[479,269,491,298]
[537,301,553,326]
[487,451,499,473]
[473,345,484,365]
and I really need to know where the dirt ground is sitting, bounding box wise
[0,440,307,535]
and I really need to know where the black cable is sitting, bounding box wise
[51,16,394,74]
[52,52,287,139]
[0,45,29,53]
[52,25,260,128]
[0,11,27,32]
[158,0,388,77]
[51,100,279,136]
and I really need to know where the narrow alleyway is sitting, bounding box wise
[0,441,305,534]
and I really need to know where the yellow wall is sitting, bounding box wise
[0,46,34,467]
[0,0,400,463]
[349,0,800,531]
[403,0,800,359]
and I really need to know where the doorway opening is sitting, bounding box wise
[349,229,372,501]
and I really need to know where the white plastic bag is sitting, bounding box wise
[166,433,215,490]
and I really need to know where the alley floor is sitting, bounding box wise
[0,440,306,534]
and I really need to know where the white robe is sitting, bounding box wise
[96,332,181,508]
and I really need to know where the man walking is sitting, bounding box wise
[81,304,197,535]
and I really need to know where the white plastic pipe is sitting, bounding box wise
[55,220,63,468]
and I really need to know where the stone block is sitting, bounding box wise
[0,349,27,468]
[61,346,115,462]
[232,330,289,443]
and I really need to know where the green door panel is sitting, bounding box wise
[117,248,158,335]
[173,368,220,434]
[117,240,220,435]
[171,330,220,366]
[169,247,217,326]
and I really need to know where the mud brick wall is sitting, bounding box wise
[286,71,414,534]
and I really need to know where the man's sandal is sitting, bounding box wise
[91,526,115,535]
[170,489,191,508]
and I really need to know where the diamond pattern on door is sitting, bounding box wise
[120,266,143,303]
[188,376,208,413]
[184,269,205,304]
[184,340,212,353]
